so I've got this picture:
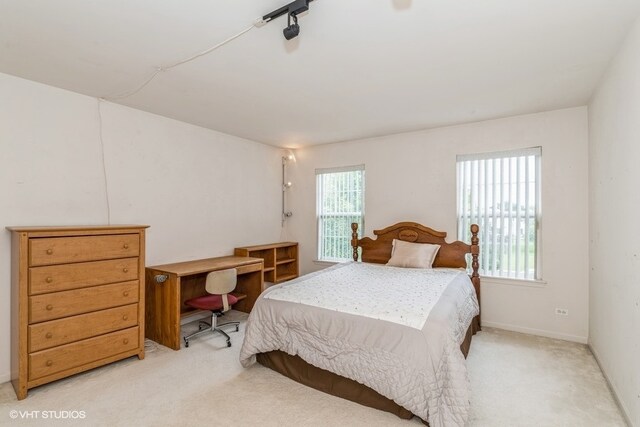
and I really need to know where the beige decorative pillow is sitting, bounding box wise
[386,239,441,269]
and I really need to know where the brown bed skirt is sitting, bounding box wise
[256,315,481,421]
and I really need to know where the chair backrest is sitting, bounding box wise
[205,268,237,295]
[205,269,237,313]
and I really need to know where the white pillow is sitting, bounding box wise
[386,239,441,269]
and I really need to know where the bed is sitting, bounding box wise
[240,222,481,426]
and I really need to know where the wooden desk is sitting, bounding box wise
[145,256,263,350]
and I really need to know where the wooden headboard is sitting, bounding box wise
[351,222,480,317]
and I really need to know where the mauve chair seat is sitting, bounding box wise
[184,294,238,311]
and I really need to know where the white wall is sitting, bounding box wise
[287,107,589,343]
[0,73,283,383]
[588,16,640,426]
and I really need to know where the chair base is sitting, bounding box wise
[183,312,240,348]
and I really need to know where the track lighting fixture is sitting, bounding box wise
[262,0,314,40]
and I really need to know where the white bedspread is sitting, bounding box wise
[265,262,465,330]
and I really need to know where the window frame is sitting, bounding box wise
[315,164,365,263]
[456,147,542,281]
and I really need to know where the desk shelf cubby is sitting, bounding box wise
[234,242,299,285]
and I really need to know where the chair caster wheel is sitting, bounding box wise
[227,341,231,348]
[235,325,239,332]
[185,341,189,348]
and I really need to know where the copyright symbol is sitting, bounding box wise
[9,410,18,419]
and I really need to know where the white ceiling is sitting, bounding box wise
[1,1,639,147]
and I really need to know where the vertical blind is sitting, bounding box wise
[316,165,365,261]
[456,148,541,280]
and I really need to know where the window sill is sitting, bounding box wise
[480,276,547,288]
[313,259,345,266]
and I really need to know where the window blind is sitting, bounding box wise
[316,165,365,262]
[456,148,541,280]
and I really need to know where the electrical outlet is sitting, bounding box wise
[555,308,569,316]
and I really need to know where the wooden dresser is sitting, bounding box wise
[7,225,148,400]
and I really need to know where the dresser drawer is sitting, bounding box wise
[29,304,138,352]
[29,234,139,266]
[28,327,139,381]
[29,258,138,295]
[29,281,139,323]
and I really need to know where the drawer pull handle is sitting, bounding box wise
[46,249,53,255]
[122,268,129,273]
[46,304,53,311]
[123,244,129,249]
[46,360,53,367]
[122,315,128,321]
[46,332,53,339]
[123,291,130,297]
[123,339,129,345]
[46,277,53,283]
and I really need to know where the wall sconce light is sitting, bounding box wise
[282,154,295,226]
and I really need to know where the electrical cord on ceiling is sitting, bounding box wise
[94,22,261,225]
[102,22,259,101]
[96,98,112,225]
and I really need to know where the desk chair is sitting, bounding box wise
[183,268,240,348]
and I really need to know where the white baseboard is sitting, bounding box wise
[589,343,634,427]
[481,320,588,344]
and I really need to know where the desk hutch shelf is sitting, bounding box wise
[234,242,299,284]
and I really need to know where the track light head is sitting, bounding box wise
[283,23,300,40]
[283,13,300,40]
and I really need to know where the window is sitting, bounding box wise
[316,165,365,262]
[456,148,541,280]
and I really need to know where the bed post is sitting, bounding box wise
[351,223,359,262]
[470,224,481,327]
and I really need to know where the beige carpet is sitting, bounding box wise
[0,311,626,426]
